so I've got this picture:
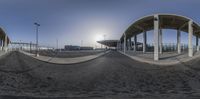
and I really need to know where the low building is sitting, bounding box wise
[80,46,93,50]
[64,45,80,50]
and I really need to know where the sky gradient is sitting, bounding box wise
[0,0,200,48]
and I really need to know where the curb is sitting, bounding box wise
[118,51,200,66]
[20,50,110,65]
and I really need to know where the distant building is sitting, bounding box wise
[64,45,93,50]
[64,45,80,50]
[80,46,93,50]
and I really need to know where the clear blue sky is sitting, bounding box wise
[0,0,199,48]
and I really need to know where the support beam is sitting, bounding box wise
[177,30,181,54]
[134,25,144,31]
[154,15,159,60]
[134,35,137,52]
[159,29,162,54]
[3,35,8,52]
[143,31,147,53]
[188,20,193,57]
[196,36,199,51]
[126,39,128,51]
[120,40,122,50]
[1,40,3,51]
[179,22,188,30]
[129,38,131,50]
[123,34,126,53]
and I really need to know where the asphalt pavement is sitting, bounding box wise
[1,51,200,99]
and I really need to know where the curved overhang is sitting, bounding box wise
[0,27,10,44]
[97,40,119,47]
[121,14,200,41]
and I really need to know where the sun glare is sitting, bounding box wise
[95,34,104,41]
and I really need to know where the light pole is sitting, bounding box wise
[56,39,58,50]
[34,22,40,57]
[81,40,83,47]
[103,34,106,49]
[103,34,106,40]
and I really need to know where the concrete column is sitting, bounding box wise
[154,15,159,60]
[126,39,128,51]
[143,31,147,53]
[1,39,3,51]
[177,30,181,54]
[188,20,193,57]
[3,35,8,52]
[121,41,123,50]
[129,38,131,50]
[196,36,199,51]
[159,29,162,54]
[134,35,137,52]
[124,34,126,53]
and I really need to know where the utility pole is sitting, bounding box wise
[103,34,106,40]
[34,22,40,57]
[81,40,83,47]
[56,39,58,51]
[103,34,106,49]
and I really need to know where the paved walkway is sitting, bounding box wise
[119,50,200,65]
[0,51,10,59]
[20,50,110,64]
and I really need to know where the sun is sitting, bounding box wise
[95,34,104,41]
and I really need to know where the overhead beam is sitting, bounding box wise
[179,22,188,30]
[133,25,144,31]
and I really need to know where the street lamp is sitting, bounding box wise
[34,22,40,57]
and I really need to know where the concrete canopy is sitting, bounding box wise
[121,14,200,41]
[0,27,10,44]
[97,40,119,47]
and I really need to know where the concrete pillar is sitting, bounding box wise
[188,20,193,57]
[126,39,128,51]
[159,29,162,54]
[177,30,181,54]
[124,34,126,53]
[121,41,123,50]
[143,31,147,53]
[126,38,128,50]
[1,39,3,51]
[154,15,159,60]
[129,38,131,50]
[196,36,199,51]
[3,35,8,52]
[134,35,137,52]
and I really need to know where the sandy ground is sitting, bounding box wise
[27,50,105,58]
[0,51,200,98]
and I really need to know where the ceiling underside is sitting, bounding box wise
[0,28,10,44]
[97,40,119,47]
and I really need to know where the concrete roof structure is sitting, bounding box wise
[121,14,200,41]
[118,14,200,61]
[0,27,10,44]
[97,40,119,47]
